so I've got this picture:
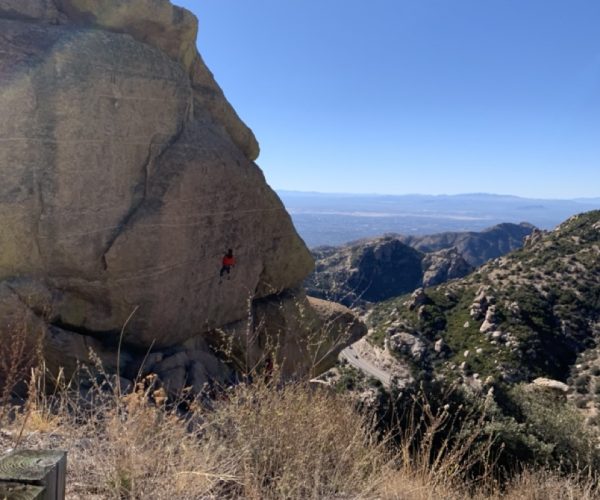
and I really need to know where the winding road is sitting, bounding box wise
[340,344,393,388]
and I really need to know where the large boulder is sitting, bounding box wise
[0,0,356,388]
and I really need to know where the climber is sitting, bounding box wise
[219,249,236,282]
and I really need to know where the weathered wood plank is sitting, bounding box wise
[0,481,44,500]
[0,450,66,500]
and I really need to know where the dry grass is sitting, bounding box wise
[5,371,230,499]
[2,368,393,499]
[494,469,600,500]
[201,380,392,499]
[379,468,600,499]
[0,345,598,499]
[0,317,42,420]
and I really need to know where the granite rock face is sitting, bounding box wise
[307,237,472,307]
[421,248,473,288]
[53,0,260,161]
[307,238,424,306]
[0,0,354,389]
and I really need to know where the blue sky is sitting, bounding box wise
[177,1,600,199]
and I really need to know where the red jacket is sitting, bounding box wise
[222,256,236,266]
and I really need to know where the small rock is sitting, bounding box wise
[159,367,187,395]
[470,306,483,320]
[463,321,470,328]
[156,351,189,372]
[484,305,498,323]
[143,352,164,371]
[408,288,430,310]
[476,348,483,354]
[389,332,427,362]
[464,350,470,358]
[480,319,495,333]
[189,361,210,393]
[469,287,494,320]
[434,338,445,353]
[532,377,569,392]
[507,302,520,315]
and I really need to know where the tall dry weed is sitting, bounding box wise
[201,378,392,499]
[0,319,43,424]
[495,468,600,500]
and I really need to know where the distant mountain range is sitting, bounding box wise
[307,222,535,306]
[278,191,600,247]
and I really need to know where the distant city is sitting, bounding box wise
[278,191,600,248]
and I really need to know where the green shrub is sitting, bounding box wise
[501,385,600,472]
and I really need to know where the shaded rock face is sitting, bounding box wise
[0,0,353,389]
[307,237,472,307]
[307,239,423,306]
[307,223,534,307]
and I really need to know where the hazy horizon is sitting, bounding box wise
[179,1,599,199]
[277,189,600,202]
[278,190,600,247]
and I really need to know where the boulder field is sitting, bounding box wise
[0,0,364,391]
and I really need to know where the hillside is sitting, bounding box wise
[307,222,534,307]
[369,210,600,401]
[399,222,536,266]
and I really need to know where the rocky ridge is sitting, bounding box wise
[369,211,600,414]
[399,222,536,267]
[307,223,534,308]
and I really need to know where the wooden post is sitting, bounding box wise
[0,450,66,500]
